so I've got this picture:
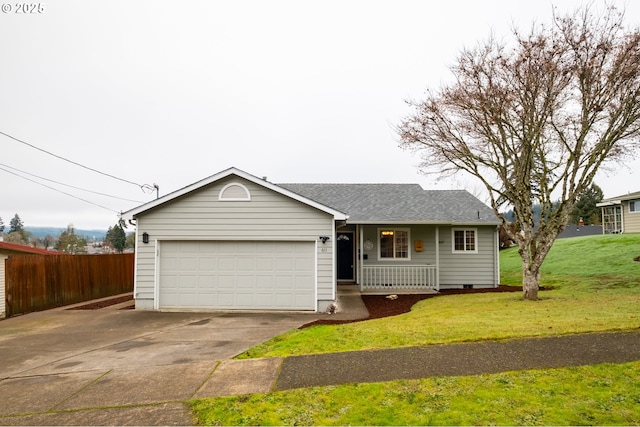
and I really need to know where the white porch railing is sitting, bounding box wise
[360,264,437,292]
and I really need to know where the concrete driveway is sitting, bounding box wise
[0,296,323,425]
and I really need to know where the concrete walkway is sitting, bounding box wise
[0,288,368,426]
[2,289,640,426]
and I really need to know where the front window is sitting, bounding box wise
[453,228,477,253]
[379,228,410,260]
[630,200,640,213]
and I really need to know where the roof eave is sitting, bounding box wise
[596,200,621,207]
[346,220,501,226]
[122,167,349,221]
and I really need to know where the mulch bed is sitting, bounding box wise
[299,285,527,329]
[66,294,133,310]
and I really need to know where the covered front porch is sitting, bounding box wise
[336,224,443,294]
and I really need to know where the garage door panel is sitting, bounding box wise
[296,257,314,269]
[159,241,316,310]
[255,258,275,270]
[223,257,241,270]
[237,275,255,288]
[237,257,256,270]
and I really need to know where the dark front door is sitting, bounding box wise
[336,232,354,281]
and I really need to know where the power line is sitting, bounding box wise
[0,166,120,214]
[0,130,155,192]
[0,163,144,203]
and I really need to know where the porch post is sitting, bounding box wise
[435,226,440,291]
[359,224,364,292]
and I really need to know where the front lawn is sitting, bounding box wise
[240,234,640,359]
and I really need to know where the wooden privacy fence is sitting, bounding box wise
[5,253,134,317]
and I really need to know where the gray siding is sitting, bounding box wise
[133,176,335,310]
[438,226,498,288]
[358,224,498,288]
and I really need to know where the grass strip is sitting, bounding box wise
[191,360,640,426]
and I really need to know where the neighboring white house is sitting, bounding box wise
[121,167,501,313]
[597,190,640,234]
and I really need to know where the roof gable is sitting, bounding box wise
[122,167,348,221]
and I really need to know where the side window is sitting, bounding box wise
[630,200,640,213]
[453,228,477,253]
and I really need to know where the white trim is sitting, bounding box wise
[154,240,160,310]
[494,227,500,287]
[601,204,624,234]
[597,200,621,207]
[132,228,139,299]
[359,225,364,289]
[435,226,440,290]
[452,227,478,253]
[122,167,348,221]
[218,182,251,201]
[315,239,320,307]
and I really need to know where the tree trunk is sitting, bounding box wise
[522,265,540,300]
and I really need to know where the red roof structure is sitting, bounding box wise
[0,241,58,255]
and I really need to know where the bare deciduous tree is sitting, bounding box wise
[398,5,640,299]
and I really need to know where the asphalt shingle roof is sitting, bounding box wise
[278,183,499,225]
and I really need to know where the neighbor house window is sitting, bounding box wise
[378,228,410,260]
[602,205,622,234]
[630,200,640,213]
[453,228,477,253]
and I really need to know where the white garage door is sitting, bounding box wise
[159,241,316,310]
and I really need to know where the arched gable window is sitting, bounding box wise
[218,182,251,201]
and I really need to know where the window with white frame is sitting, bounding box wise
[630,200,640,213]
[453,228,477,253]
[219,183,251,201]
[602,205,622,234]
[378,228,410,260]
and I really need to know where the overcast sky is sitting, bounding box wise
[2,0,639,231]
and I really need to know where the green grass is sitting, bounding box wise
[191,361,640,426]
[192,234,640,425]
[239,234,640,359]
[500,233,640,289]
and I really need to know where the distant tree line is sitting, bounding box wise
[0,214,135,253]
